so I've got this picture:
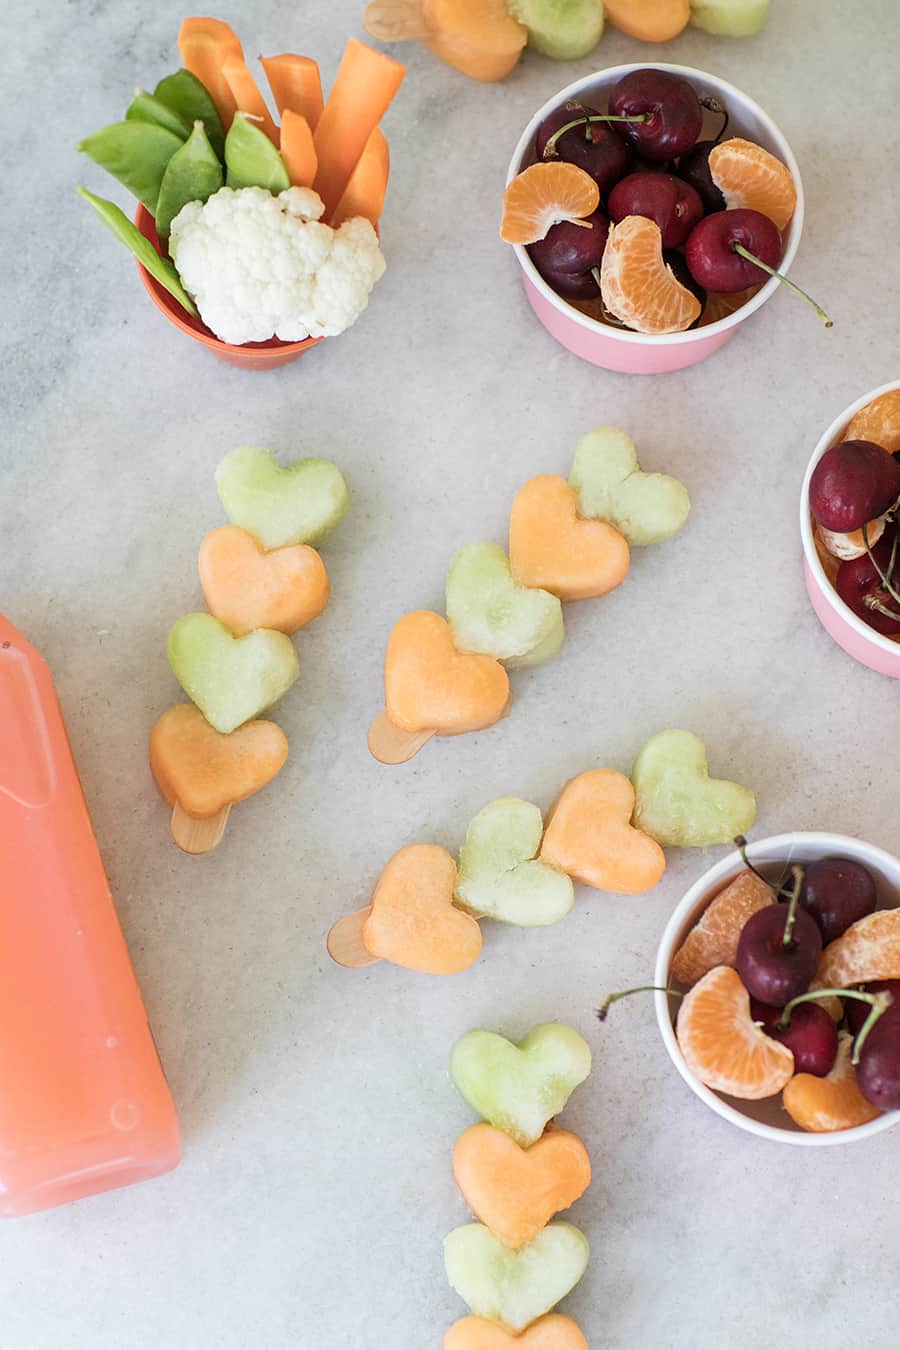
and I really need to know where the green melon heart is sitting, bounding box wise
[631,729,757,848]
[446,542,564,668]
[215,447,350,550]
[455,797,574,927]
[444,1223,589,1333]
[167,613,299,734]
[690,0,769,36]
[450,1023,591,1147]
[569,426,690,547]
[509,0,605,60]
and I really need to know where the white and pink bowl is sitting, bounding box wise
[654,832,900,1146]
[505,63,804,375]
[801,380,900,678]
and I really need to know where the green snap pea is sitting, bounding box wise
[154,69,225,161]
[78,187,197,317]
[78,121,183,213]
[224,112,290,193]
[155,121,223,238]
[126,90,191,141]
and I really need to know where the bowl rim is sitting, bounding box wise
[799,378,900,657]
[505,61,805,346]
[653,831,900,1145]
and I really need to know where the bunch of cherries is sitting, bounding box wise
[528,68,825,328]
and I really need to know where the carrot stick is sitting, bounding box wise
[332,128,389,227]
[260,55,324,130]
[279,111,318,188]
[221,56,279,144]
[178,18,244,128]
[312,39,405,218]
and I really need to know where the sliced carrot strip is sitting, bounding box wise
[313,38,405,218]
[178,17,243,127]
[332,128,389,226]
[279,110,318,188]
[261,54,324,129]
[221,56,279,144]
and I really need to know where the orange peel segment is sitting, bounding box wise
[782,1032,881,1133]
[540,769,666,894]
[846,389,900,454]
[501,162,599,245]
[670,870,775,987]
[709,137,797,233]
[814,909,900,989]
[676,965,795,1099]
[600,215,702,335]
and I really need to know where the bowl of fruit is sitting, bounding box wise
[649,833,900,1144]
[502,63,823,375]
[801,382,900,677]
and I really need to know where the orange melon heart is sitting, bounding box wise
[444,1314,588,1350]
[149,703,288,818]
[384,610,509,735]
[541,769,665,893]
[362,844,483,974]
[509,475,630,602]
[199,524,329,637]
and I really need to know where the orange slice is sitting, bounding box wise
[846,389,900,454]
[670,870,775,988]
[600,216,701,335]
[782,1032,881,1133]
[708,137,797,233]
[500,162,599,245]
[676,965,794,1099]
[701,285,760,326]
[815,910,900,989]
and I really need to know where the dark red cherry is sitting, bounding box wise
[607,172,704,249]
[835,534,900,636]
[527,211,609,298]
[685,208,782,292]
[798,856,877,945]
[608,69,703,162]
[736,903,823,1007]
[809,440,900,532]
[845,981,900,1035]
[677,140,726,212]
[535,101,631,195]
[855,1005,900,1110]
[750,998,838,1077]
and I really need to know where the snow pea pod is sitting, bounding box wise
[155,121,223,238]
[225,113,290,193]
[77,188,197,316]
[126,91,191,141]
[154,69,225,161]
[78,121,183,213]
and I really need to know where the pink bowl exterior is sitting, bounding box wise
[804,561,900,678]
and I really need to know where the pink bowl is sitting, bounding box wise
[506,63,805,375]
[800,380,900,678]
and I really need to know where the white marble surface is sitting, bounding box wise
[3,2,900,1346]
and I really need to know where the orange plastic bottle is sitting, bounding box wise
[0,614,181,1217]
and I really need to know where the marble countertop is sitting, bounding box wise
[3,2,900,1346]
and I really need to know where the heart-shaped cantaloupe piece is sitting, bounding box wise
[215,446,350,550]
[455,797,573,927]
[167,613,299,734]
[446,542,564,668]
[631,729,757,848]
[568,426,690,546]
[444,1315,588,1350]
[450,1023,591,1148]
[540,769,666,894]
[362,844,483,974]
[509,475,629,602]
[384,611,509,736]
[149,703,288,818]
[444,1223,589,1333]
[199,525,329,636]
[453,1123,591,1249]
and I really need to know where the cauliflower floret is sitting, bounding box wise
[169,186,386,346]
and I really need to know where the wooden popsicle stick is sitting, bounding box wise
[170,801,231,855]
[368,711,434,764]
[327,906,382,968]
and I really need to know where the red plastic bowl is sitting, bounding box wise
[133,205,322,371]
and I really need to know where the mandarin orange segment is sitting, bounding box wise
[509,475,630,602]
[198,525,329,637]
[149,704,288,819]
[782,1032,882,1133]
[501,162,599,245]
[445,1314,588,1350]
[362,844,483,974]
[708,137,797,233]
[676,965,794,1099]
[814,910,900,989]
[701,285,761,326]
[384,610,510,736]
[540,769,666,895]
[600,215,702,335]
[846,389,900,454]
[670,870,775,987]
[453,1123,591,1250]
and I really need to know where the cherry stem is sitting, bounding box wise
[777,987,894,1063]
[781,865,805,948]
[734,835,775,890]
[543,113,650,157]
[862,522,900,608]
[731,243,833,327]
[700,95,729,144]
[597,985,682,1021]
[590,265,602,294]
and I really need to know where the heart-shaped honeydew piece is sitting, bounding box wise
[215,447,350,550]
[444,1223,589,1333]
[446,543,564,668]
[455,798,573,927]
[631,729,757,848]
[568,426,690,547]
[167,613,299,734]
[450,1024,591,1147]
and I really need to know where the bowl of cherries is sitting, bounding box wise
[503,63,822,375]
[801,381,900,678]
[641,833,900,1144]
